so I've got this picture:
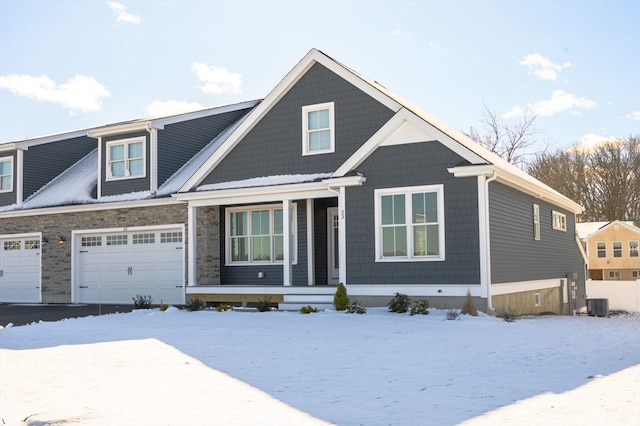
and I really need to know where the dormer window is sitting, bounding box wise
[302,102,334,155]
[0,156,13,192]
[106,137,145,180]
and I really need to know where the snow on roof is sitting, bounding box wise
[575,221,638,239]
[196,173,333,192]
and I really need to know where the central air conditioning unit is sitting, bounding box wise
[587,298,609,317]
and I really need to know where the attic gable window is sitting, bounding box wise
[106,137,145,180]
[302,102,334,155]
[0,156,13,193]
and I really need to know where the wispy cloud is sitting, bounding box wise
[626,110,640,121]
[529,90,597,117]
[520,53,572,81]
[572,133,616,152]
[0,73,110,115]
[146,100,205,117]
[107,1,141,24]
[502,106,524,120]
[191,63,242,95]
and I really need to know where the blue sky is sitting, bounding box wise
[1,0,639,151]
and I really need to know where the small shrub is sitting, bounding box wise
[299,305,318,314]
[132,294,152,309]
[346,301,367,314]
[216,303,231,312]
[333,282,350,311]
[255,296,273,312]
[446,309,459,320]
[159,303,169,312]
[497,308,518,322]
[410,299,430,316]
[388,292,411,313]
[460,289,478,316]
[187,297,205,312]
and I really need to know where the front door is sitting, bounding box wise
[327,207,339,284]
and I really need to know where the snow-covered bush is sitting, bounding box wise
[346,301,367,314]
[255,296,273,312]
[299,305,318,314]
[446,309,459,320]
[333,282,350,311]
[216,303,231,312]
[410,299,430,316]
[132,294,153,309]
[497,308,518,322]
[187,297,205,311]
[388,293,411,313]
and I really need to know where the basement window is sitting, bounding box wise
[534,293,541,307]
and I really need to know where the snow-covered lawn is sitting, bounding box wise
[1,307,639,425]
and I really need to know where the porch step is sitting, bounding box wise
[278,294,334,311]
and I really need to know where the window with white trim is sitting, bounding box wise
[629,241,638,258]
[632,270,640,279]
[597,241,606,258]
[106,137,145,180]
[161,232,182,243]
[375,185,445,261]
[552,211,567,231]
[226,204,297,264]
[133,233,155,244]
[533,204,540,240]
[106,235,127,246]
[302,102,334,155]
[534,293,541,307]
[608,270,620,279]
[0,156,13,193]
[3,241,20,251]
[613,241,623,258]
[81,236,102,247]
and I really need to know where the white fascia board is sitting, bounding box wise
[150,100,260,128]
[0,197,181,218]
[1,130,89,151]
[448,165,496,178]
[88,122,156,138]
[180,49,403,192]
[322,175,367,187]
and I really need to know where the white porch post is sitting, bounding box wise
[338,187,347,285]
[283,199,292,286]
[188,205,197,287]
[306,199,315,286]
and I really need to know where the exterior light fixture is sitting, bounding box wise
[58,236,66,246]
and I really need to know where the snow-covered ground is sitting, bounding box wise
[1,307,639,426]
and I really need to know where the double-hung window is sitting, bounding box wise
[629,241,639,258]
[613,241,623,258]
[533,204,540,240]
[375,185,445,261]
[552,211,567,231]
[227,204,296,264]
[596,242,606,258]
[302,102,334,155]
[0,156,13,192]
[106,137,145,180]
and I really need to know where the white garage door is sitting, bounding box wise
[0,236,42,303]
[76,228,184,305]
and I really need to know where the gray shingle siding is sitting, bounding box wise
[23,136,96,199]
[100,131,150,196]
[157,107,253,186]
[489,182,585,285]
[346,142,481,285]
[201,63,395,185]
[0,151,17,206]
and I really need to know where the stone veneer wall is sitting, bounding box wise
[0,203,218,303]
[195,206,220,285]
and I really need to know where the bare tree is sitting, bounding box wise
[469,104,540,168]
[528,136,640,221]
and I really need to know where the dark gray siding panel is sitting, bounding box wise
[100,131,150,196]
[201,63,395,185]
[347,142,481,285]
[0,151,17,206]
[23,136,96,199]
[489,182,585,285]
[157,108,253,186]
[220,201,309,285]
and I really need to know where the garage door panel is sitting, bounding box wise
[0,238,41,303]
[76,229,184,305]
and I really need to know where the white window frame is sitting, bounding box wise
[608,270,620,279]
[534,293,542,307]
[533,204,540,241]
[629,241,638,258]
[612,241,623,258]
[106,137,146,181]
[632,270,640,279]
[0,156,13,193]
[552,210,567,231]
[374,184,445,262]
[596,241,606,258]
[225,203,297,265]
[302,102,335,156]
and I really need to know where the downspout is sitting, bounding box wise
[484,171,498,312]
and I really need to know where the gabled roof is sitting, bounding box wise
[179,49,583,214]
[577,220,640,240]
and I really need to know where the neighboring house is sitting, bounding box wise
[0,49,586,315]
[577,221,640,280]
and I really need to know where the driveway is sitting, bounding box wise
[0,303,135,327]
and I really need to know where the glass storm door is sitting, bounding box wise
[327,207,340,284]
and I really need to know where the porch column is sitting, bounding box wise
[283,199,292,286]
[338,187,347,285]
[188,205,197,286]
[306,199,315,286]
